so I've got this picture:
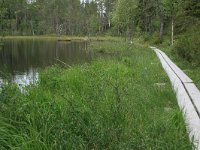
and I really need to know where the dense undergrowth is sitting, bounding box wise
[173,24,200,66]
[0,40,192,149]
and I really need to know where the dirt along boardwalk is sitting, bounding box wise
[151,47,200,150]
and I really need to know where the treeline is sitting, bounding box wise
[0,0,199,38]
[0,0,116,35]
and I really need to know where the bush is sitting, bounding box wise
[174,25,200,66]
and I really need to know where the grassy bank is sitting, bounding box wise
[0,35,121,42]
[0,40,192,149]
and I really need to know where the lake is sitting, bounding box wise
[0,39,92,88]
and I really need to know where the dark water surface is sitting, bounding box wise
[0,39,91,87]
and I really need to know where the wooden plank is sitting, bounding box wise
[153,47,193,83]
[185,83,200,116]
[177,83,200,150]
[159,50,192,83]
[150,46,200,149]
[152,46,200,117]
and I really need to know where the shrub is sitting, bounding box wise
[174,25,200,66]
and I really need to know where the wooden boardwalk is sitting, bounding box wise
[151,47,200,150]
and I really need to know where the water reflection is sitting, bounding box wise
[0,39,91,87]
[13,68,39,88]
[0,78,3,85]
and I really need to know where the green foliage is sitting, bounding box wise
[88,15,99,34]
[89,40,130,54]
[0,41,192,149]
[0,0,111,36]
[136,0,158,33]
[112,0,137,30]
[174,25,200,66]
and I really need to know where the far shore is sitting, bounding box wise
[0,35,121,42]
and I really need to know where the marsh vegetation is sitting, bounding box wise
[0,40,192,149]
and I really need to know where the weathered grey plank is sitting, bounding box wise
[152,47,193,83]
[177,81,200,150]
[185,83,200,116]
[150,46,200,150]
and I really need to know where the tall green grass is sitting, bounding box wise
[0,41,192,149]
